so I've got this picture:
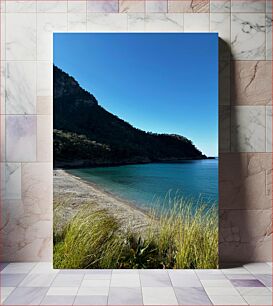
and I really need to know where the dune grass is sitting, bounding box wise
[53,197,218,269]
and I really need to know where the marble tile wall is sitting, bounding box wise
[0,0,272,265]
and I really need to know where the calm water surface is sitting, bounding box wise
[68,159,218,210]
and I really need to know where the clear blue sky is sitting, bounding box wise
[54,33,218,157]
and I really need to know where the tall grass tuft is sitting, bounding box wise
[54,197,218,269]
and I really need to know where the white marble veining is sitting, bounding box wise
[128,13,145,32]
[210,13,231,59]
[210,0,231,13]
[231,13,266,60]
[87,0,118,13]
[1,62,5,114]
[231,0,266,13]
[231,106,266,152]
[6,115,36,162]
[37,13,67,61]
[37,1,68,13]
[184,13,209,32]
[266,14,272,60]
[1,13,6,60]
[6,1,37,13]
[4,163,21,200]
[266,0,272,12]
[37,61,52,97]
[144,13,183,32]
[1,115,5,161]
[68,1,87,13]
[6,61,36,115]
[146,0,167,13]
[68,13,87,31]
[266,106,272,152]
[87,13,127,32]
[6,13,36,60]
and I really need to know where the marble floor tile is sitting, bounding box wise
[140,270,171,287]
[68,13,87,31]
[110,274,140,287]
[1,263,36,274]
[208,294,247,305]
[51,274,84,287]
[3,287,48,305]
[74,295,108,305]
[46,286,79,296]
[0,263,9,271]
[196,270,227,280]
[201,279,233,287]
[108,287,143,305]
[1,273,27,287]
[225,274,256,280]
[174,287,212,305]
[244,262,272,274]
[1,287,15,303]
[77,286,109,296]
[169,273,202,287]
[6,0,37,13]
[243,294,272,305]
[82,279,110,287]
[59,269,85,275]
[83,274,111,280]
[255,274,273,287]
[237,286,272,295]
[230,279,265,287]
[85,269,112,275]
[142,287,178,305]
[204,286,240,296]
[41,295,75,305]
[19,273,56,287]
[29,262,57,274]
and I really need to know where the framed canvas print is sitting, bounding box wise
[53,33,218,269]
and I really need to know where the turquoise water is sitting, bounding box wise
[68,159,218,211]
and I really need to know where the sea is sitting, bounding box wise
[67,159,218,211]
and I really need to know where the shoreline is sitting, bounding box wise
[53,169,151,233]
[54,156,217,170]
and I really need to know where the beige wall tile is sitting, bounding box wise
[119,1,144,13]
[220,208,272,263]
[219,153,272,210]
[231,61,272,106]
[37,115,52,162]
[168,0,209,13]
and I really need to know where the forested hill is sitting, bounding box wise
[53,66,207,168]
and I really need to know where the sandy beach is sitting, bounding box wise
[53,169,151,233]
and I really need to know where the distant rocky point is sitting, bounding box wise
[53,65,207,168]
